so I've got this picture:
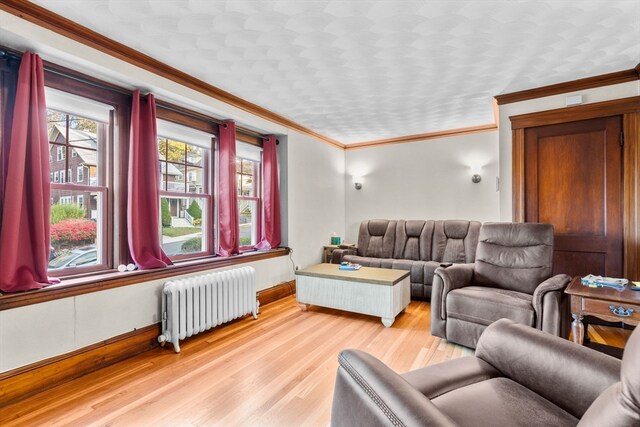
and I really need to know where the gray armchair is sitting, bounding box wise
[331,319,639,427]
[431,222,571,348]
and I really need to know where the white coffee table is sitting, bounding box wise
[295,263,410,327]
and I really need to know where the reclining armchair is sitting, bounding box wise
[431,222,571,348]
[331,319,640,427]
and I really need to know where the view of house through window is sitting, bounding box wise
[47,108,106,272]
[236,155,261,248]
[158,132,210,257]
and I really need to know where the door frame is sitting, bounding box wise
[510,96,640,280]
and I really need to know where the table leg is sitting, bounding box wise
[571,313,584,345]
[381,317,395,328]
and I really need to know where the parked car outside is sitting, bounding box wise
[48,246,97,270]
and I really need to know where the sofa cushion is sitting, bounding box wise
[357,219,396,259]
[393,220,435,261]
[474,222,553,294]
[432,377,578,427]
[446,286,535,327]
[391,259,440,285]
[432,220,481,263]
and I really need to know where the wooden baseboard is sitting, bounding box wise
[258,280,296,307]
[0,323,161,408]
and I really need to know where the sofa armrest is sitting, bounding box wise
[532,274,571,318]
[475,319,620,419]
[331,349,457,427]
[532,273,571,335]
[401,356,500,399]
[331,247,357,264]
[431,263,474,322]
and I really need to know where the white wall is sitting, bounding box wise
[498,80,640,221]
[0,11,346,373]
[344,131,500,243]
[287,133,346,267]
[0,257,292,373]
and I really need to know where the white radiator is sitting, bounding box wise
[158,266,258,352]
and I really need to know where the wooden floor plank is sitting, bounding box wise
[0,296,631,426]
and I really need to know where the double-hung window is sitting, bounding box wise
[157,118,213,259]
[236,142,262,249]
[46,87,112,274]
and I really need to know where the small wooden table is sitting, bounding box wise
[565,276,640,345]
[295,263,410,327]
[322,244,354,263]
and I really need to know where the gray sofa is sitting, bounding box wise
[331,319,639,427]
[332,219,481,299]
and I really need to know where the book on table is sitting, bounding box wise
[339,263,361,271]
[581,274,628,291]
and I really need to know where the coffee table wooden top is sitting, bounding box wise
[565,276,640,304]
[295,263,409,286]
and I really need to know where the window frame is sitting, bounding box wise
[47,107,110,276]
[43,68,132,278]
[236,155,262,251]
[156,106,217,261]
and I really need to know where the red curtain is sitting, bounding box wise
[128,90,172,269]
[256,135,281,250]
[217,120,239,256]
[0,52,58,292]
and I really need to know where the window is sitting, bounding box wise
[236,142,262,249]
[157,118,213,259]
[46,85,113,275]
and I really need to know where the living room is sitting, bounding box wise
[0,0,639,425]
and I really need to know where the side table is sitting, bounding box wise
[565,276,640,346]
[322,243,354,263]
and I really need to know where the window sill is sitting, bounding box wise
[0,248,290,311]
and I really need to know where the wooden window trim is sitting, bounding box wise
[510,96,640,280]
[0,248,290,311]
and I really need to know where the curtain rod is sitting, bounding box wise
[0,49,21,62]
[0,47,274,142]
[157,100,269,141]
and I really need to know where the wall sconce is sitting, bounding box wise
[353,176,363,190]
[472,174,481,183]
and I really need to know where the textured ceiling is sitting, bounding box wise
[30,0,640,144]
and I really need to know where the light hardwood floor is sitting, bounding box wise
[0,296,631,426]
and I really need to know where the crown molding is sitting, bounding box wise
[344,123,497,150]
[495,66,640,105]
[0,0,345,150]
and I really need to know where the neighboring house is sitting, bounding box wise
[48,124,98,218]
[159,155,186,217]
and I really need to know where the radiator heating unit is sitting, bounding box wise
[158,266,258,352]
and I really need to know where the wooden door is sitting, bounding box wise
[524,116,623,278]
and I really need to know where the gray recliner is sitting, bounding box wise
[331,319,640,427]
[431,222,571,348]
